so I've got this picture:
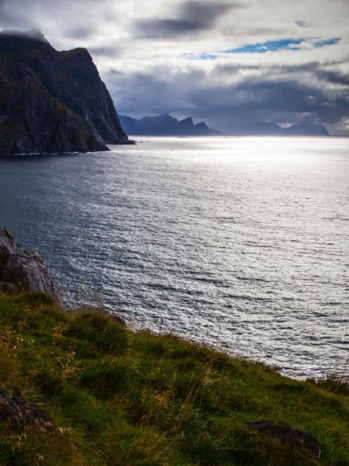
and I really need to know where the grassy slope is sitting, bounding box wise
[0,292,348,465]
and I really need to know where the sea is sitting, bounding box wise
[0,136,348,379]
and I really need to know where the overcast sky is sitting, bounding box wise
[1,0,349,134]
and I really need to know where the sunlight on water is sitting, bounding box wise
[0,136,348,378]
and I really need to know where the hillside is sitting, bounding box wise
[0,291,348,465]
[0,226,348,465]
[0,30,129,155]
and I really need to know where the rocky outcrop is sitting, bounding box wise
[0,30,129,155]
[0,226,60,303]
[246,421,321,460]
[0,386,56,432]
[119,113,222,136]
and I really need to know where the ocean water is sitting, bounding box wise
[0,136,348,378]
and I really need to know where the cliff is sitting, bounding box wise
[119,113,222,136]
[0,30,129,155]
[0,226,60,303]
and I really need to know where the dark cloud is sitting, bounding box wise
[265,62,349,88]
[0,27,47,41]
[106,66,206,116]
[109,60,349,134]
[0,0,36,29]
[134,19,205,38]
[89,46,121,58]
[64,26,95,40]
[295,20,309,28]
[178,0,235,27]
[206,71,349,125]
[213,64,260,76]
[317,69,349,86]
[134,1,236,39]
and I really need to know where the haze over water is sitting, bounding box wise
[0,136,348,378]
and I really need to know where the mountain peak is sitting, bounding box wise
[120,114,222,136]
[0,33,128,154]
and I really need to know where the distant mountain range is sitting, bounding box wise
[120,114,222,136]
[227,121,329,136]
[120,114,329,137]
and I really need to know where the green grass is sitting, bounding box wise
[0,291,348,465]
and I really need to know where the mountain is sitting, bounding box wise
[120,113,329,137]
[282,123,329,136]
[120,114,222,136]
[226,121,329,136]
[0,30,129,155]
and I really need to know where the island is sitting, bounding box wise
[119,113,222,136]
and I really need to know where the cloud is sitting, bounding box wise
[0,0,348,134]
[134,1,235,39]
[134,19,206,39]
[178,0,237,27]
[64,26,96,41]
[106,55,349,134]
[0,0,35,29]
[89,46,121,58]
[295,20,309,28]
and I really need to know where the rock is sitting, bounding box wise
[0,30,129,155]
[0,386,56,432]
[0,226,61,303]
[246,421,321,460]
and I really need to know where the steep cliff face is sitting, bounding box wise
[0,31,128,154]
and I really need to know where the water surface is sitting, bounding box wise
[0,136,348,378]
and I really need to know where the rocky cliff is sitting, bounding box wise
[0,226,60,303]
[0,30,129,154]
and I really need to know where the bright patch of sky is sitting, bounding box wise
[193,37,341,60]
[226,39,304,54]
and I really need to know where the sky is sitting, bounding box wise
[1,0,349,134]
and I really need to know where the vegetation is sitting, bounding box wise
[0,291,348,465]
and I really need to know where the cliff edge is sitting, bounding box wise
[0,226,60,303]
[0,30,129,154]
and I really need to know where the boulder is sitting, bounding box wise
[0,386,56,432]
[0,226,60,303]
[246,421,321,460]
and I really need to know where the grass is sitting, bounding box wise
[0,291,348,465]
